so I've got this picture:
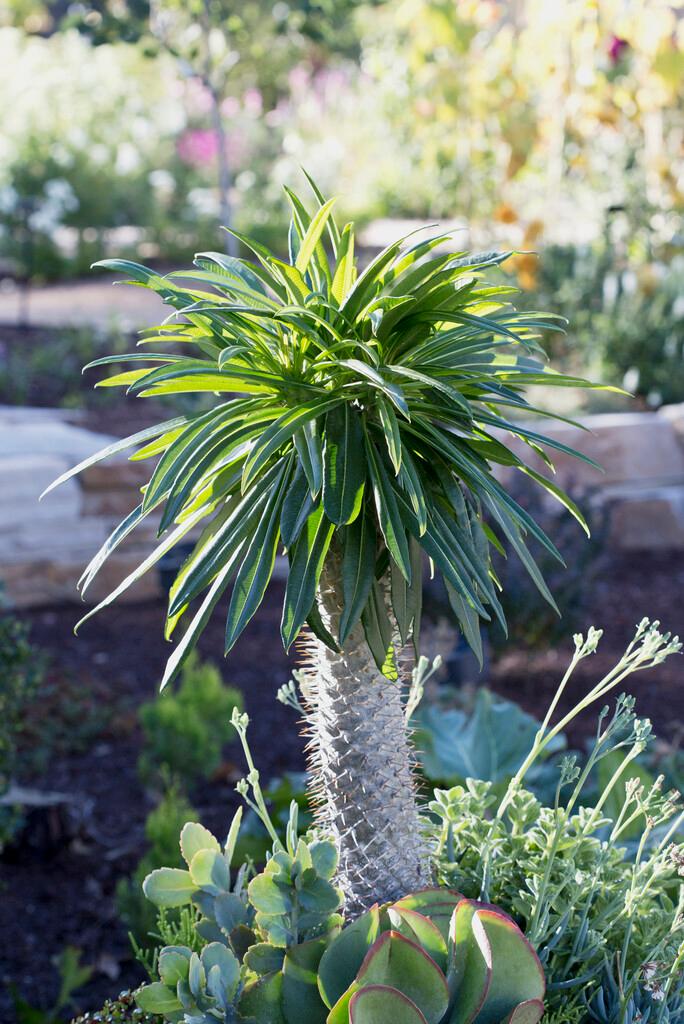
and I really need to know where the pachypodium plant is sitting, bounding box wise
[139,812,545,1024]
[43,177,605,911]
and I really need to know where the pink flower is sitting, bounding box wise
[177,129,220,167]
[608,35,629,63]
[243,88,263,116]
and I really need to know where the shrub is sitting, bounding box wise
[428,621,684,1021]
[137,654,243,788]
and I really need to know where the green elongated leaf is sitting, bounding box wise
[387,364,471,414]
[306,602,340,653]
[77,503,144,596]
[398,446,428,535]
[281,505,335,650]
[394,492,489,623]
[281,466,316,549]
[40,415,188,499]
[362,578,395,675]
[445,580,484,668]
[484,496,559,612]
[75,501,211,634]
[225,463,291,653]
[377,396,402,474]
[323,404,366,525]
[295,197,337,277]
[365,435,412,582]
[160,541,246,690]
[331,223,356,303]
[167,471,276,617]
[518,466,590,535]
[143,400,243,511]
[408,537,424,653]
[194,250,269,295]
[302,168,341,249]
[157,414,271,533]
[342,359,410,418]
[339,503,376,645]
[390,557,412,645]
[243,398,340,490]
[340,224,432,321]
[294,421,323,498]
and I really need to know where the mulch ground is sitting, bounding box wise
[0,553,682,1020]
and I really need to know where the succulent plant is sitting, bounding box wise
[136,942,243,1022]
[139,874,545,1024]
[310,891,546,1024]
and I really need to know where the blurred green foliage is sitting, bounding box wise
[137,653,243,788]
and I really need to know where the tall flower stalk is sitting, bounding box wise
[44,180,606,910]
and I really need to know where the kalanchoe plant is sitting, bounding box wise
[137,714,546,1023]
[43,178,606,910]
[140,839,545,1024]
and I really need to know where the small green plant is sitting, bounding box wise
[10,946,92,1024]
[138,654,243,788]
[117,784,200,947]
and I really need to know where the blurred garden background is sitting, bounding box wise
[1,0,684,1019]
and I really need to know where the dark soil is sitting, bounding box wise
[0,583,300,1021]
[1,553,683,1020]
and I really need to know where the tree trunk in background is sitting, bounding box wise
[209,91,238,258]
[305,557,429,915]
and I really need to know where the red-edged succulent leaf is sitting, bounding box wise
[329,930,449,1024]
[447,900,492,1024]
[317,904,382,1009]
[448,900,545,1024]
[386,906,448,972]
[501,999,545,1024]
[349,985,429,1024]
[393,888,464,943]
[473,908,545,1024]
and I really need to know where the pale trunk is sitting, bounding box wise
[304,557,430,914]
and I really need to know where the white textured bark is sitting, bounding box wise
[304,557,430,914]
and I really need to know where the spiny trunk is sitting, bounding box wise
[303,557,429,914]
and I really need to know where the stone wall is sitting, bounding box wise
[495,406,684,550]
[0,406,160,608]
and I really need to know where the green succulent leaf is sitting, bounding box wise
[318,905,382,1008]
[349,985,428,1024]
[180,822,221,867]
[323,403,366,526]
[282,938,329,1024]
[329,931,449,1024]
[142,867,196,908]
[135,981,183,1014]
